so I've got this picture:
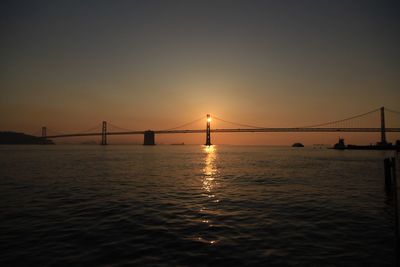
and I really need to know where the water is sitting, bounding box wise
[0,145,397,266]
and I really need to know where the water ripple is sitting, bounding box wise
[0,145,396,266]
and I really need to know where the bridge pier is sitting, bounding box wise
[205,114,211,146]
[101,121,107,145]
[143,130,155,145]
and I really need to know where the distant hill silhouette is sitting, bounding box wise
[0,132,54,144]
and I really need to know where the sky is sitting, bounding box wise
[1,0,399,145]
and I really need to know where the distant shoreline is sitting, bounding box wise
[0,132,54,145]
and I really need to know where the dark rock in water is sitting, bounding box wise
[292,142,304,147]
[0,132,54,144]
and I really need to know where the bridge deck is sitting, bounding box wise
[45,128,400,139]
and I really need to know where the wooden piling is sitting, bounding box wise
[384,157,399,266]
[391,157,399,267]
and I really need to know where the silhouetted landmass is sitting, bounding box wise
[0,132,54,144]
[333,138,400,150]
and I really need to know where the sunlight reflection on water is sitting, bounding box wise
[192,145,221,245]
[202,145,218,194]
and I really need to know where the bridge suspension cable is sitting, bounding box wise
[385,108,400,128]
[74,123,102,134]
[107,122,137,132]
[159,117,205,131]
[47,123,102,136]
[386,108,400,115]
[212,115,266,129]
[46,128,64,136]
[38,124,102,137]
[298,108,380,128]
[212,108,382,129]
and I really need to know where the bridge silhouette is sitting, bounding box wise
[39,107,400,145]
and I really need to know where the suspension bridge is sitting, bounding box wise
[38,107,400,146]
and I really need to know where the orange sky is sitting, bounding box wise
[1,1,399,145]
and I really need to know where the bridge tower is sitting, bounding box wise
[42,127,47,138]
[205,114,212,146]
[101,121,107,145]
[41,126,47,144]
[380,106,387,145]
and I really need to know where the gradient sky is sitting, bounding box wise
[1,0,399,144]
